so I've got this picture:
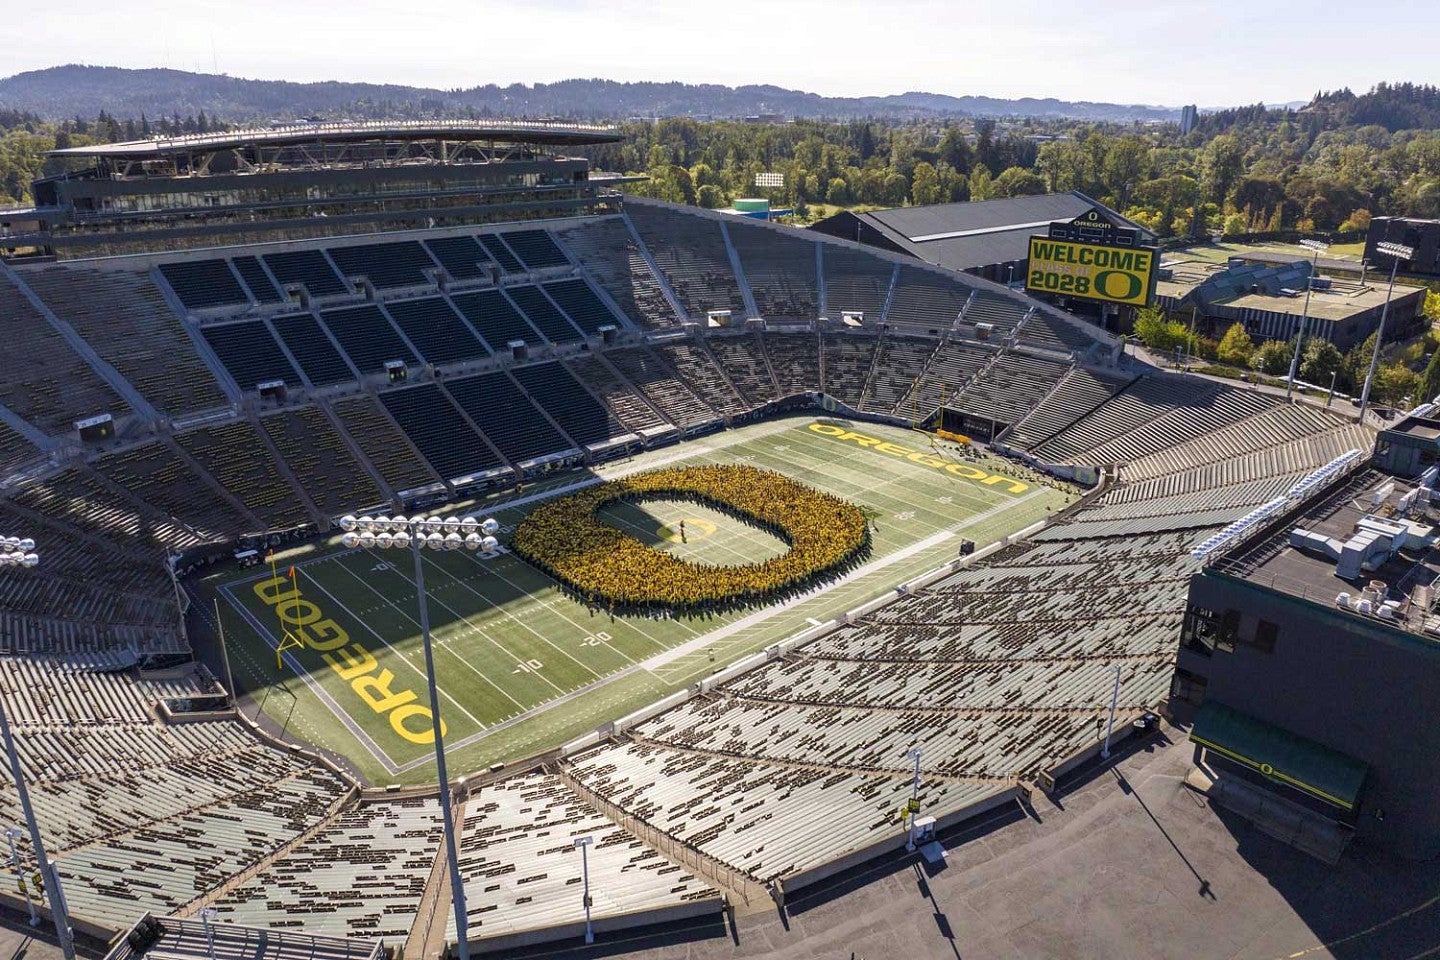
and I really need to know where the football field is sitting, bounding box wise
[203,416,1074,784]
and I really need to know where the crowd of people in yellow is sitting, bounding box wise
[511,465,870,612]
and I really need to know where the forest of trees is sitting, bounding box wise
[3,82,1439,241]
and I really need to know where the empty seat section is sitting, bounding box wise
[0,422,37,474]
[763,333,823,396]
[0,272,128,434]
[445,372,570,463]
[379,385,500,480]
[511,362,628,447]
[319,305,417,374]
[261,407,384,516]
[175,420,309,528]
[158,260,248,310]
[541,279,622,335]
[822,245,894,320]
[450,289,541,347]
[328,240,435,289]
[654,342,747,416]
[728,220,819,320]
[626,202,747,318]
[606,347,716,429]
[232,256,284,303]
[92,441,252,538]
[564,356,667,433]
[270,314,354,386]
[963,292,1028,337]
[478,235,525,273]
[202,321,300,390]
[505,286,583,342]
[501,229,569,269]
[424,236,493,280]
[553,218,678,328]
[23,267,228,416]
[706,335,779,406]
[262,249,348,298]
[820,334,876,408]
[327,396,438,492]
[385,298,488,365]
[887,266,971,330]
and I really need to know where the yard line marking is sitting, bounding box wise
[217,581,403,776]
[806,618,824,627]
[311,556,498,728]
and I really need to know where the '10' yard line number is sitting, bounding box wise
[509,633,610,673]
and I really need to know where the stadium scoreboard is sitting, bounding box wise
[1025,207,1158,308]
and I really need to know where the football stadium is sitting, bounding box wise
[0,119,1429,959]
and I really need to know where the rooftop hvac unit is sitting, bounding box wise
[1371,482,1396,508]
[1310,277,1333,291]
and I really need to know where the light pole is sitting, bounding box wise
[1100,664,1122,760]
[198,907,219,960]
[574,835,595,944]
[1286,239,1330,399]
[904,747,923,851]
[4,828,36,925]
[1359,241,1416,420]
[0,536,73,960]
[338,512,499,960]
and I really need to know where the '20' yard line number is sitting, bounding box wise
[511,632,610,673]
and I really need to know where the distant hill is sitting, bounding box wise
[0,65,1181,123]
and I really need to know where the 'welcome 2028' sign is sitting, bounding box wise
[1025,237,1158,307]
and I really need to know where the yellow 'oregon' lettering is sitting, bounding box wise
[808,423,1028,493]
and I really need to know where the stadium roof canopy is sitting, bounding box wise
[812,191,1154,274]
[48,119,622,159]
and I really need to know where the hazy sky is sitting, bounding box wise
[1,0,1437,108]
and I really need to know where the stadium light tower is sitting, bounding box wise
[339,511,500,960]
[1100,663,1123,760]
[574,834,595,944]
[904,747,924,852]
[198,907,219,960]
[1285,239,1330,399]
[1359,241,1416,419]
[4,828,37,925]
[0,536,74,960]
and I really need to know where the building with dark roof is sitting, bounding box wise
[809,191,1155,284]
[1173,435,1440,859]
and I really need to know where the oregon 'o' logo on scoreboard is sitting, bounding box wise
[1025,237,1158,307]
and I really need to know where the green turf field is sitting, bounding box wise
[202,416,1075,785]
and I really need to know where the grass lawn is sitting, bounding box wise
[202,415,1073,785]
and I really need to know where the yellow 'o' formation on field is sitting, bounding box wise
[511,465,870,611]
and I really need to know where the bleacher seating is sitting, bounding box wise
[0,656,217,725]
[0,271,128,434]
[450,289,543,347]
[728,220,819,320]
[900,338,993,418]
[326,395,438,493]
[478,235,525,274]
[821,244,894,321]
[500,229,570,270]
[380,384,502,480]
[962,291,1029,339]
[605,347,717,430]
[553,218,678,329]
[328,240,436,289]
[820,332,877,408]
[763,332,823,397]
[885,265,971,331]
[384,298,489,366]
[158,260,249,310]
[563,356,669,434]
[424,236,494,281]
[91,440,253,540]
[445,371,572,463]
[626,202,747,319]
[0,421,38,475]
[505,285,584,343]
[653,342,748,417]
[202,320,301,390]
[541,278,623,335]
[948,352,1071,430]
[261,406,385,517]
[1002,368,1133,450]
[270,313,355,386]
[175,419,310,529]
[216,797,440,940]
[859,335,937,414]
[448,772,717,945]
[262,249,349,298]
[705,334,779,407]
[319,305,418,374]
[232,255,285,303]
[511,362,630,448]
[23,266,229,415]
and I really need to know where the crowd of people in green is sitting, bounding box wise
[511,465,870,613]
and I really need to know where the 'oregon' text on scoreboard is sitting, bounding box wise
[1026,237,1157,307]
